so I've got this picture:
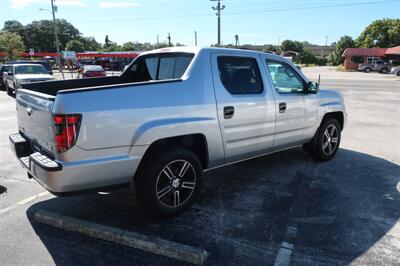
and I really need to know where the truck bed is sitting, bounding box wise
[21,76,122,96]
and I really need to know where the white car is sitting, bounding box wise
[390,65,400,76]
[4,63,54,96]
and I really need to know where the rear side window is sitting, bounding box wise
[124,53,194,82]
[217,56,263,95]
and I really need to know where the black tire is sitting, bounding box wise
[364,67,371,73]
[308,118,341,162]
[135,146,203,217]
[397,72,400,76]
[6,84,13,96]
[380,68,389,74]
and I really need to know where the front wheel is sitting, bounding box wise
[364,67,371,73]
[135,147,203,217]
[308,118,341,161]
[380,68,389,74]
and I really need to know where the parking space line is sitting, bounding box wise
[274,224,298,266]
[0,191,49,215]
[34,210,209,265]
[274,242,294,266]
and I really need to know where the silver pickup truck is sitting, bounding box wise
[10,47,347,216]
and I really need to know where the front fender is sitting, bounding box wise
[317,89,347,129]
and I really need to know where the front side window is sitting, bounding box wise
[266,60,305,94]
[124,53,194,82]
[217,56,263,95]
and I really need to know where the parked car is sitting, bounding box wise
[390,65,400,76]
[358,60,391,74]
[4,63,54,96]
[78,59,94,69]
[81,65,106,78]
[8,60,53,75]
[0,64,12,90]
[9,47,346,216]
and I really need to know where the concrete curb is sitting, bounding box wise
[34,210,209,265]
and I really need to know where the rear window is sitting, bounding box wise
[123,53,194,82]
[85,65,104,71]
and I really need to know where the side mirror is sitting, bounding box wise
[3,72,8,77]
[306,81,319,94]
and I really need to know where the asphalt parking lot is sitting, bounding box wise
[0,67,399,265]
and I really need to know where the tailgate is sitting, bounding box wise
[16,89,56,155]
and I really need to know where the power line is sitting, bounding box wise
[72,0,399,24]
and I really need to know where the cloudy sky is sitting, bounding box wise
[1,0,399,46]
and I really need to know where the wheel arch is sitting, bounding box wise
[321,111,344,131]
[134,133,209,180]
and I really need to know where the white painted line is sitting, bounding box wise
[34,210,209,265]
[274,241,294,266]
[0,191,49,215]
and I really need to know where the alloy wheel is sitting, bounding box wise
[156,160,197,208]
[322,124,339,156]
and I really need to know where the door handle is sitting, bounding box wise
[224,106,235,119]
[279,102,286,113]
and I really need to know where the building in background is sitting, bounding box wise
[342,46,400,69]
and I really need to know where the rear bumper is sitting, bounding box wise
[10,133,141,194]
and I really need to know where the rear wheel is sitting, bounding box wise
[308,118,341,161]
[135,146,203,217]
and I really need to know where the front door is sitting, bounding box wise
[263,59,317,149]
[211,53,276,163]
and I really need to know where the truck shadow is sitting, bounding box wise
[26,148,400,265]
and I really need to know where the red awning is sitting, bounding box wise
[386,46,400,55]
[342,48,387,57]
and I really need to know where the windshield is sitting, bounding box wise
[15,65,48,75]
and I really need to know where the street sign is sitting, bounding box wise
[29,48,34,56]
[61,51,77,60]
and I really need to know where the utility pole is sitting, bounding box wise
[194,31,197,46]
[167,33,171,47]
[51,0,64,79]
[234,34,239,48]
[157,34,159,47]
[211,0,225,46]
[322,35,329,58]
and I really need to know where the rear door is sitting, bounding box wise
[211,53,275,163]
[16,90,56,155]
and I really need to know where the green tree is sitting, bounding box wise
[356,18,400,48]
[3,20,24,35]
[297,49,318,64]
[77,36,101,51]
[102,42,121,52]
[0,31,25,59]
[104,35,111,48]
[328,35,355,65]
[65,39,85,52]
[280,40,304,53]
[21,19,80,52]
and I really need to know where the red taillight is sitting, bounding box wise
[53,114,81,153]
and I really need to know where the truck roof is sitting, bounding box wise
[141,46,285,61]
